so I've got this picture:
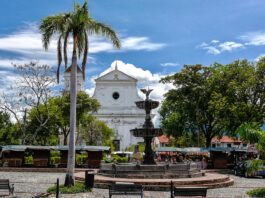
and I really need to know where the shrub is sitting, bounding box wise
[47,181,91,194]
[24,155,33,165]
[245,159,264,176]
[126,144,145,153]
[50,150,61,165]
[76,152,88,166]
[103,156,113,163]
[112,155,128,163]
[247,188,265,197]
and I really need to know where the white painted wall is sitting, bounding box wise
[92,68,146,150]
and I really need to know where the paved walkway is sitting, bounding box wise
[0,172,264,197]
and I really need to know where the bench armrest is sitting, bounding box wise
[10,184,14,195]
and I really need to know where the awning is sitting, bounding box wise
[1,145,110,152]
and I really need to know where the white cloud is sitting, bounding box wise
[122,37,166,51]
[203,46,221,55]
[198,42,208,47]
[0,23,165,63]
[211,40,219,44]
[218,41,244,52]
[240,31,265,46]
[0,70,21,93]
[255,54,265,62]
[198,40,243,55]
[99,60,162,84]
[160,62,179,67]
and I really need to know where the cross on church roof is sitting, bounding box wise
[115,61,118,70]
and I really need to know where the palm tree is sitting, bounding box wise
[40,1,121,186]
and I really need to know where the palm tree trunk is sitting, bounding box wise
[65,34,78,186]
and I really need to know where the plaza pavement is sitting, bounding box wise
[0,171,264,197]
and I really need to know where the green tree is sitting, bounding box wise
[208,59,265,133]
[0,111,18,145]
[26,92,100,145]
[80,114,114,147]
[52,92,100,145]
[160,65,224,147]
[40,1,120,186]
[160,59,265,147]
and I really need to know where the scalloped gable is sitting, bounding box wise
[95,69,137,82]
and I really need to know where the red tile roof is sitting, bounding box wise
[211,136,242,143]
[158,135,169,143]
[65,65,82,73]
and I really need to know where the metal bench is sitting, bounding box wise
[0,179,14,195]
[171,181,207,198]
[109,182,143,198]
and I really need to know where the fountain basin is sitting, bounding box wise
[135,100,159,109]
[130,128,163,137]
[99,162,203,179]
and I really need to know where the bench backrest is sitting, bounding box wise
[0,180,10,189]
[170,181,207,197]
[174,187,207,197]
[109,184,142,192]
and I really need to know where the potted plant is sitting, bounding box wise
[76,152,88,168]
[49,150,61,168]
[24,152,33,167]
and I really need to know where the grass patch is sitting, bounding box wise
[47,181,91,194]
[247,188,265,197]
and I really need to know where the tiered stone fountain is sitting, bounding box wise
[130,88,163,164]
[99,88,203,179]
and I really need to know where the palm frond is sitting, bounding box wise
[87,20,121,49]
[39,14,69,50]
[57,35,63,83]
[63,31,70,69]
[77,31,86,59]
[82,33,88,80]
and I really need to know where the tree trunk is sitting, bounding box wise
[65,34,78,187]
[63,132,68,145]
[75,121,80,145]
[205,135,212,148]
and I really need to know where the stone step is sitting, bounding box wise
[98,170,204,179]
[97,173,204,179]
[94,178,233,190]
[76,172,233,191]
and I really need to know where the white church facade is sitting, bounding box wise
[92,65,146,151]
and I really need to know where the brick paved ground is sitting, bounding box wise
[0,172,264,197]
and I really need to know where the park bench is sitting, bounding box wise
[0,179,14,196]
[109,182,143,198]
[171,181,207,198]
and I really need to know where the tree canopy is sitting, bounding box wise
[160,58,265,147]
[26,91,101,145]
[0,111,18,145]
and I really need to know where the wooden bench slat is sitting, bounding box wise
[0,179,14,195]
[171,181,207,198]
[109,183,143,198]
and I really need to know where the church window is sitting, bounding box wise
[112,92,120,100]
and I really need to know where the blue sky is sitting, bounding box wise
[1,0,265,99]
